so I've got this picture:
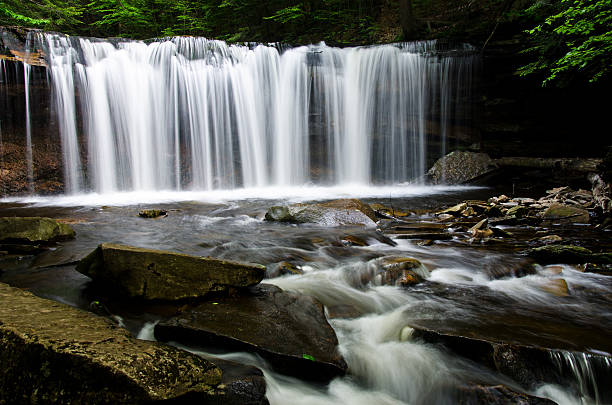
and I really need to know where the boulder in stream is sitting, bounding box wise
[525,245,612,265]
[155,284,347,381]
[541,203,589,224]
[426,151,498,184]
[0,217,75,244]
[406,322,612,397]
[0,282,268,404]
[265,199,377,227]
[76,243,265,300]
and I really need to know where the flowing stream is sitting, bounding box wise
[1,188,611,405]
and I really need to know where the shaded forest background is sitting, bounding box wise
[0,0,539,45]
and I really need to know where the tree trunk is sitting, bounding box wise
[399,0,416,40]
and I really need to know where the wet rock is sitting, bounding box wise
[409,325,564,390]
[394,232,453,240]
[456,384,557,405]
[76,243,265,300]
[0,243,45,254]
[138,209,167,218]
[490,227,512,238]
[589,173,612,214]
[525,245,612,265]
[472,229,494,240]
[342,235,369,247]
[427,151,498,184]
[541,204,589,224]
[266,261,303,278]
[369,203,410,218]
[469,218,488,233]
[582,263,612,275]
[438,203,468,216]
[485,205,504,217]
[0,217,75,244]
[212,359,269,405]
[538,235,563,244]
[461,206,477,217]
[506,205,528,218]
[538,278,569,297]
[374,256,427,287]
[155,284,347,381]
[264,199,377,227]
[0,282,227,404]
[264,206,293,222]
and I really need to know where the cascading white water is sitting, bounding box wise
[33,33,475,194]
[548,350,612,404]
[23,32,34,193]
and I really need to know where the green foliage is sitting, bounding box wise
[264,5,305,24]
[518,0,612,85]
[0,3,50,26]
[0,0,383,44]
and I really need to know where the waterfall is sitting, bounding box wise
[549,350,612,404]
[19,33,476,194]
[23,32,34,194]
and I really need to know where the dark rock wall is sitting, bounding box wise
[479,40,611,158]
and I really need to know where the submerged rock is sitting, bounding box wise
[0,282,226,404]
[427,151,498,184]
[0,217,75,244]
[155,284,347,381]
[76,243,265,300]
[264,199,377,227]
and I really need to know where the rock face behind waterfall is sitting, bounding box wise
[155,284,347,381]
[76,243,265,300]
[0,282,226,404]
[265,198,378,227]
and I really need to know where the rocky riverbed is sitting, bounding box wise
[0,181,611,404]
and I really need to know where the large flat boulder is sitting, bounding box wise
[76,243,265,300]
[0,282,227,404]
[265,199,377,227]
[406,322,612,400]
[155,284,347,381]
[0,217,75,244]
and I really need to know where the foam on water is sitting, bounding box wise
[0,184,478,207]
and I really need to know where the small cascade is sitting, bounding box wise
[7,33,478,194]
[23,32,34,193]
[550,350,612,404]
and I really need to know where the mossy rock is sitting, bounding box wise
[541,204,589,224]
[0,217,75,244]
[525,245,612,265]
[0,282,224,404]
[138,209,167,218]
[76,243,265,300]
